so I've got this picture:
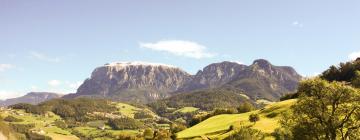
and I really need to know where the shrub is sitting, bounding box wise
[10,123,35,133]
[53,120,67,129]
[170,123,187,133]
[143,128,154,140]
[272,128,292,140]
[134,111,153,119]
[9,103,46,115]
[237,102,255,113]
[26,131,52,140]
[249,114,260,124]
[225,126,265,140]
[4,116,23,122]
[108,117,143,130]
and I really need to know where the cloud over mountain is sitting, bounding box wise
[140,40,215,59]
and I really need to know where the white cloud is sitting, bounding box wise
[0,90,24,100]
[292,21,304,27]
[68,81,83,89]
[48,80,61,87]
[348,51,360,60]
[0,64,14,72]
[31,86,39,91]
[29,51,61,63]
[140,40,216,59]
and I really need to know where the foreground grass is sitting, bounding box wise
[177,99,297,139]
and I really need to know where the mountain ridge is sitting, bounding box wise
[64,59,302,103]
[0,92,63,107]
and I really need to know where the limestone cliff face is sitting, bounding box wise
[180,59,302,101]
[226,59,302,101]
[179,61,247,91]
[73,62,192,102]
[68,60,302,103]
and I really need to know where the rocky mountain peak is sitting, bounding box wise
[252,59,272,69]
[73,62,192,103]
[68,59,302,103]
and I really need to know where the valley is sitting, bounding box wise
[0,58,359,140]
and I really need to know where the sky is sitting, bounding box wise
[1,0,360,99]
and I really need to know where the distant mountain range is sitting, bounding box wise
[0,92,62,107]
[64,59,302,103]
[2,59,301,106]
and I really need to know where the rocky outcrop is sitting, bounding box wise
[179,59,302,101]
[66,60,302,103]
[0,92,62,106]
[68,62,192,103]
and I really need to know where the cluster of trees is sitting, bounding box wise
[321,58,360,87]
[9,103,46,115]
[4,116,23,122]
[276,78,360,140]
[108,117,143,130]
[149,87,250,114]
[9,98,117,123]
[225,125,265,140]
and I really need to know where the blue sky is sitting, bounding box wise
[1,0,360,99]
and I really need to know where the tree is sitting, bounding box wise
[280,78,360,140]
[351,70,360,88]
[143,128,154,140]
[225,125,265,140]
[237,102,255,113]
[249,114,260,124]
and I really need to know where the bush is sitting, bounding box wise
[213,108,238,115]
[53,120,67,129]
[249,114,260,124]
[10,123,35,133]
[237,102,255,113]
[272,128,292,140]
[225,126,265,140]
[265,112,278,118]
[279,93,299,101]
[153,129,172,140]
[108,117,143,130]
[134,111,153,119]
[4,116,23,122]
[26,131,52,140]
[8,103,46,115]
[143,128,154,140]
[171,123,187,133]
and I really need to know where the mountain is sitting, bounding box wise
[225,59,302,101]
[180,59,301,101]
[0,92,62,107]
[65,59,301,103]
[63,62,192,103]
[178,61,247,92]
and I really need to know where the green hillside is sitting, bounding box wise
[176,99,297,139]
[0,99,161,140]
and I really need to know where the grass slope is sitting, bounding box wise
[115,102,158,118]
[173,107,199,114]
[0,109,79,140]
[177,99,296,139]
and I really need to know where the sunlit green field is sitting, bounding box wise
[174,107,199,114]
[0,110,79,140]
[177,99,297,139]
